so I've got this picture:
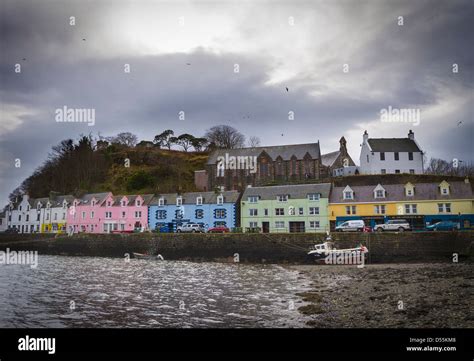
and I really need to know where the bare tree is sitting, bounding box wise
[247,136,261,148]
[425,157,474,177]
[205,125,245,149]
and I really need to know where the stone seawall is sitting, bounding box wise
[0,232,472,263]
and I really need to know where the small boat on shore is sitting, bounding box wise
[307,241,368,265]
[133,252,165,261]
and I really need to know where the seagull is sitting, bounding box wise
[22,58,26,61]
[286,87,289,92]
[457,121,463,126]
[281,133,284,136]
[82,38,86,41]
[186,63,191,65]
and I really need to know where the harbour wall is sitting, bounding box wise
[0,232,472,263]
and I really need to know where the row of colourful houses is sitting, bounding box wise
[1,179,473,234]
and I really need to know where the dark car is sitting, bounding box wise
[207,226,230,233]
[426,221,459,231]
[3,228,19,234]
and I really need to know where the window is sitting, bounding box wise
[136,200,141,207]
[156,210,167,219]
[374,205,386,214]
[343,191,353,200]
[107,201,112,207]
[408,152,413,161]
[196,197,203,206]
[121,211,126,218]
[277,195,288,202]
[394,152,399,161]
[309,207,319,215]
[264,208,269,216]
[37,214,40,221]
[299,207,304,215]
[120,224,125,231]
[275,221,285,229]
[248,196,258,203]
[62,213,66,220]
[380,152,385,161]
[409,169,415,174]
[249,221,258,228]
[26,214,30,222]
[345,206,356,215]
[405,204,417,214]
[441,187,449,195]
[45,213,49,221]
[176,197,182,206]
[91,200,95,206]
[249,209,258,216]
[54,213,57,221]
[18,215,22,221]
[175,209,183,219]
[82,211,86,219]
[121,200,126,207]
[135,211,142,218]
[308,193,320,201]
[215,209,226,219]
[309,221,320,229]
[366,155,369,163]
[195,209,204,219]
[395,170,401,174]
[381,169,386,174]
[91,211,95,219]
[438,203,451,213]
[217,195,224,205]
[158,198,165,206]
[375,190,385,198]
[406,189,414,196]
[105,212,112,219]
[275,208,284,216]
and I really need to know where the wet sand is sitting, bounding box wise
[291,263,474,328]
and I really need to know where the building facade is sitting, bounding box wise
[329,179,474,230]
[148,191,240,232]
[241,183,331,233]
[359,130,424,175]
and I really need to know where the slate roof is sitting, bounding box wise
[110,194,154,206]
[367,138,421,152]
[149,191,240,205]
[321,151,340,167]
[206,143,321,164]
[330,181,473,203]
[242,183,332,201]
[76,192,111,205]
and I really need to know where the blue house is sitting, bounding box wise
[148,191,240,232]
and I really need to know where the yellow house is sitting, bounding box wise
[329,180,474,230]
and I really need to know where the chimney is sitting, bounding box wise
[408,130,415,140]
[339,137,347,152]
[363,130,369,143]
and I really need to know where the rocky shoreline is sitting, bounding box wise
[291,263,473,328]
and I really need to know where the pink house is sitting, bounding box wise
[67,192,153,234]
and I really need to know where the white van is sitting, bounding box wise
[335,220,365,232]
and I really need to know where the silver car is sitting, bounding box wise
[176,223,205,233]
[374,219,411,232]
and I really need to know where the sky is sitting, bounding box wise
[0,0,473,205]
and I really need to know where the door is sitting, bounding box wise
[289,222,305,233]
[262,222,270,233]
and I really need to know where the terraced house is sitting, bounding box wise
[39,195,74,233]
[4,194,41,233]
[148,191,240,232]
[240,183,331,233]
[329,179,474,230]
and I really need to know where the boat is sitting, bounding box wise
[133,252,165,261]
[307,241,368,265]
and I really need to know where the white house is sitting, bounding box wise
[37,195,73,233]
[5,194,41,233]
[359,130,424,174]
[0,211,6,232]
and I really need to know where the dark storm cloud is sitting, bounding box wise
[0,0,473,204]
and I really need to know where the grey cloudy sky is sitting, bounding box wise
[0,0,473,205]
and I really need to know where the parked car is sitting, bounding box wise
[335,220,365,232]
[374,219,411,232]
[426,221,459,231]
[176,223,205,233]
[207,226,230,233]
[3,228,19,234]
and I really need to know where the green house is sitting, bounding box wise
[241,183,331,233]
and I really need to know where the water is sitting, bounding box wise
[0,256,312,328]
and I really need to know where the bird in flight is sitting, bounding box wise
[286,87,289,92]
[457,121,463,126]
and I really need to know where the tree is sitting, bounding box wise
[191,137,208,152]
[425,157,474,177]
[107,132,138,147]
[154,130,175,149]
[248,136,261,148]
[204,125,245,149]
[175,134,195,152]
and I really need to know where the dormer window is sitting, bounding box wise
[46,202,51,210]
[91,200,96,206]
[248,196,258,203]
[63,201,67,209]
[217,195,224,205]
[308,193,320,201]
[176,197,182,206]
[343,185,354,200]
[121,200,127,207]
[158,198,165,207]
[439,181,450,195]
[277,195,288,202]
[136,199,141,207]
[196,196,203,206]
[37,204,41,211]
[107,201,112,207]
[373,184,386,199]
